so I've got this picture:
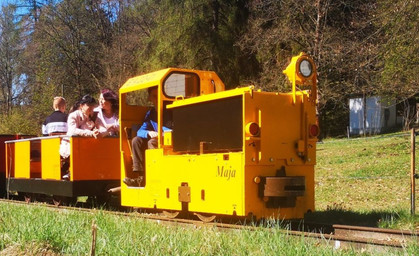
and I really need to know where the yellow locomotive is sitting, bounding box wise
[120,52,318,220]
[3,52,318,220]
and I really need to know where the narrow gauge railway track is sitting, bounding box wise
[0,198,417,252]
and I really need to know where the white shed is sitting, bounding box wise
[349,96,398,135]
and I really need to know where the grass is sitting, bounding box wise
[311,132,419,230]
[0,132,418,255]
[0,203,386,255]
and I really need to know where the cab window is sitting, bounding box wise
[125,89,153,107]
[163,72,200,98]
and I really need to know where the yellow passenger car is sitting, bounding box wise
[5,136,120,202]
[120,53,318,220]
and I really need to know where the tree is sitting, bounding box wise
[26,0,114,103]
[0,4,24,116]
[99,0,147,89]
[131,0,255,87]
[378,0,418,129]
[238,0,381,136]
[0,0,417,136]
[13,0,117,134]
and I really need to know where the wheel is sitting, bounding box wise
[24,194,32,203]
[162,210,180,219]
[194,213,216,222]
[52,196,77,206]
[21,193,36,203]
[52,196,62,206]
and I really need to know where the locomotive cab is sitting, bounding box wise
[120,53,318,220]
[119,69,226,184]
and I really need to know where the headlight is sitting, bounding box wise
[299,59,312,78]
[246,122,260,136]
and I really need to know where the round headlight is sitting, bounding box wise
[299,59,312,78]
[246,122,260,136]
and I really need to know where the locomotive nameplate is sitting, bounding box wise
[216,166,236,180]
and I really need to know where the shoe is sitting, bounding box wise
[137,176,144,186]
[123,177,136,186]
[62,173,70,180]
[123,176,143,187]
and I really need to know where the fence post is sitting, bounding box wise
[90,220,97,256]
[411,128,416,215]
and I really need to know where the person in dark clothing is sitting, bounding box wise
[42,96,68,136]
[123,87,171,187]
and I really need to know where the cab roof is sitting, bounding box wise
[119,67,227,98]
[119,68,171,94]
[120,67,213,94]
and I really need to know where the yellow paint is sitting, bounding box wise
[10,136,120,183]
[119,68,226,95]
[14,141,30,178]
[122,149,244,215]
[120,53,318,220]
[119,69,170,94]
[41,137,62,180]
[163,131,172,146]
[283,52,317,104]
[167,87,252,109]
